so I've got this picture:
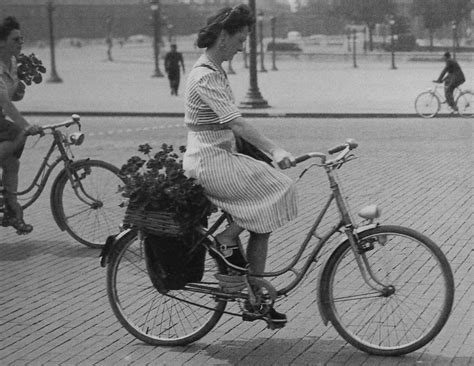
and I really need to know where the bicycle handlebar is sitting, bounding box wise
[294,138,358,166]
[26,114,81,136]
[42,114,81,131]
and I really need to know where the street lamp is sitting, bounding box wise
[389,16,397,70]
[347,28,351,52]
[363,27,367,54]
[167,24,174,45]
[46,1,62,83]
[452,21,457,59]
[270,16,277,71]
[257,10,267,72]
[352,29,357,68]
[239,0,269,109]
[150,0,164,77]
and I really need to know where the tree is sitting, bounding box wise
[413,0,471,50]
[333,0,396,51]
[412,0,445,50]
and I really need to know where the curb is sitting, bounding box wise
[22,111,436,118]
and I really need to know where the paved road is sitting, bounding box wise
[16,43,474,117]
[1,116,472,365]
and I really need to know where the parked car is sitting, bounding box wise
[266,41,302,52]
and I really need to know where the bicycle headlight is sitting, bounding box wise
[68,132,85,146]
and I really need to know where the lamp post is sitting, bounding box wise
[167,24,174,45]
[452,21,457,59]
[363,27,367,54]
[389,16,397,70]
[257,11,267,72]
[347,28,351,52]
[150,0,164,77]
[46,1,62,83]
[239,0,269,109]
[243,41,248,68]
[352,29,357,68]
[270,16,277,71]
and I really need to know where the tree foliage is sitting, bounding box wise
[334,0,396,28]
[413,0,472,29]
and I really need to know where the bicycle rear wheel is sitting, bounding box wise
[319,225,454,356]
[52,159,126,248]
[414,91,440,118]
[456,91,474,117]
[107,229,227,346]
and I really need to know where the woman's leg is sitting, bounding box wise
[1,149,32,233]
[246,231,287,324]
[215,221,246,267]
[247,232,270,274]
[215,221,244,247]
[2,155,23,219]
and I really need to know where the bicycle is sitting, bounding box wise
[0,114,126,248]
[414,81,474,118]
[103,139,454,356]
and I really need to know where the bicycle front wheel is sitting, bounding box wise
[320,225,454,356]
[456,91,474,117]
[52,159,126,248]
[107,229,227,346]
[414,91,440,118]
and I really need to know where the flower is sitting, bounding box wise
[119,144,215,232]
[16,53,46,86]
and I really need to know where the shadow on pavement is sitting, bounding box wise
[0,239,99,261]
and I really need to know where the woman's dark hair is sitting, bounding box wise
[196,4,254,49]
[0,16,20,41]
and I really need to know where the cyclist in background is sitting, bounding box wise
[434,51,465,112]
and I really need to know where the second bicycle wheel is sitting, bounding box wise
[107,229,227,346]
[52,159,126,248]
[456,91,474,117]
[319,225,454,356]
[414,91,440,118]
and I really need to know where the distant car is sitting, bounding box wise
[287,31,302,41]
[267,41,302,52]
[128,34,151,43]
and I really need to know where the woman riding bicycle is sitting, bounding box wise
[182,4,297,326]
[0,16,42,234]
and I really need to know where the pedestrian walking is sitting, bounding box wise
[164,44,185,96]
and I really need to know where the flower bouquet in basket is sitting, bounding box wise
[119,143,215,236]
[119,144,214,291]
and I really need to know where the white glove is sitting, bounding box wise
[272,148,295,170]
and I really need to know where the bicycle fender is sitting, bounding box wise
[99,228,133,267]
[316,224,378,325]
[50,159,91,231]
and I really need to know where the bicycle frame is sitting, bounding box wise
[1,115,98,211]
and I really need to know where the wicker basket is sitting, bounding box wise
[123,207,181,236]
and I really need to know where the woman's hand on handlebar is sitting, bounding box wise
[272,148,296,170]
[25,124,44,136]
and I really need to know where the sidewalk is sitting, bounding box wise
[17,43,474,117]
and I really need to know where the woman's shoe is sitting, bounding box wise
[8,217,33,235]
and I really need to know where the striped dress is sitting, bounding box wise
[182,54,297,233]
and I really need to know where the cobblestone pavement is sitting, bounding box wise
[0,117,472,365]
